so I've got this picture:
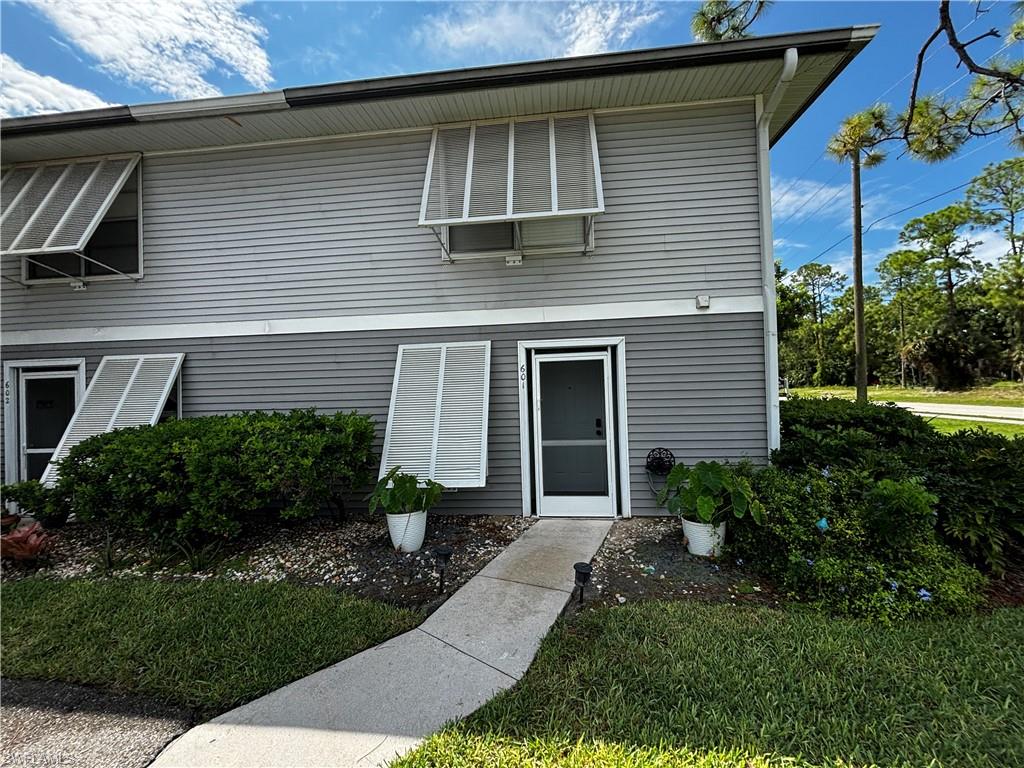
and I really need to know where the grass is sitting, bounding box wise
[789,382,1024,407]
[926,417,1024,438]
[0,578,418,714]
[398,602,1024,768]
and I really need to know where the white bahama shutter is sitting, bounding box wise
[40,353,184,486]
[419,113,603,226]
[1,154,141,257]
[380,341,491,488]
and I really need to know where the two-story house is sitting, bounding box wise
[1,27,875,518]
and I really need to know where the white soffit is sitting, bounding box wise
[0,51,852,164]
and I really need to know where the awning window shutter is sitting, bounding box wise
[0,154,140,257]
[381,342,491,488]
[512,119,552,216]
[40,353,184,486]
[420,113,603,226]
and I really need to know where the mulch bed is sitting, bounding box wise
[984,552,1024,609]
[0,514,533,612]
[566,517,781,614]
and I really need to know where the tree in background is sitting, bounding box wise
[898,204,981,324]
[791,263,847,385]
[690,1,1023,157]
[879,249,932,387]
[967,158,1024,377]
[826,105,893,403]
[691,1,772,41]
[903,1,1024,160]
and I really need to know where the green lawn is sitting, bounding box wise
[926,417,1024,438]
[1,578,418,714]
[790,382,1024,407]
[398,602,1024,768]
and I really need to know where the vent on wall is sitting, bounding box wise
[419,113,603,227]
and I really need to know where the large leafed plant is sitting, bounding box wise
[656,461,765,526]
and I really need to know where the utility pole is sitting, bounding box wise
[851,152,868,403]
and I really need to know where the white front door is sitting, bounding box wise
[532,350,616,517]
[18,371,77,481]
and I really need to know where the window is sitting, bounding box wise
[444,216,594,261]
[420,113,603,226]
[1,155,142,284]
[380,342,491,488]
[41,353,184,485]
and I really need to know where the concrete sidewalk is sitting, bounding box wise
[151,518,611,768]
[893,402,1024,424]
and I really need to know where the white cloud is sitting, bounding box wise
[773,174,897,240]
[772,176,848,224]
[29,0,272,100]
[972,227,1011,265]
[0,54,113,117]
[774,237,807,250]
[415,1,662,60]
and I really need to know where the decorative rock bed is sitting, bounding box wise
[0,514,534,611]
[570,517,780,612]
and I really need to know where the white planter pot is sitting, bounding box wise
[682,519,726,557]
[386,511,427,553]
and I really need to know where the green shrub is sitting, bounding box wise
[777,397,1024,575]
[732,466,984,621]
[774,396,938,477]
[53,409,376,538]
[924,429,1024,574]
[0,480,69,528]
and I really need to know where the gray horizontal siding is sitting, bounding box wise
[1,313,767,516]
[2,102,762,333]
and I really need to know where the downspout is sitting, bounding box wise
[755,47,797,453]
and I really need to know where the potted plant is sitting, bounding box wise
[367,467,444,553]
[656,461,765,557]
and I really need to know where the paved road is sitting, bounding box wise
[892,402,1024,424]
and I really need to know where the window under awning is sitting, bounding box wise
[418,113,604,227]
[1,153,140,259]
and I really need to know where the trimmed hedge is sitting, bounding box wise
[51,409,376,538]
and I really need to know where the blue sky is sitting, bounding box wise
[1,1,1019,283]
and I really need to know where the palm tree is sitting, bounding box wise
[826,105,893,403]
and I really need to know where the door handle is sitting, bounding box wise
[595,418,603,437]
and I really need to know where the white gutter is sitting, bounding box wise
[755,47,797,452]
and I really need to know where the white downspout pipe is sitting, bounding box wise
[755,47,797,453]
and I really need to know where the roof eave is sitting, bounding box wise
[0,25,878,142]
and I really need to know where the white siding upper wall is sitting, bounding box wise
[1,101,761,332]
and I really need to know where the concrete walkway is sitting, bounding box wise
[893,402,1024,424]
[151,518,611,768]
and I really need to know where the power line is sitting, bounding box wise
[783,164,1003,279]
[772,165,845,231]
[773,12,993,242]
